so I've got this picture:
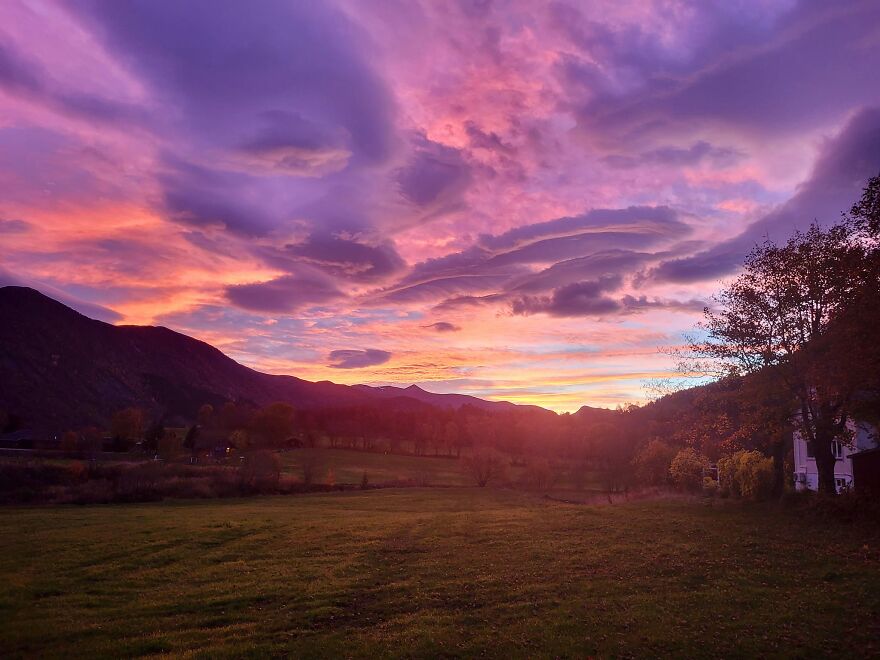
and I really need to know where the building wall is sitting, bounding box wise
[792,422,877,493]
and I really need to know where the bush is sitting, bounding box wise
[669,448,708,492]
[702,476,719,496]
[718,450,774,501]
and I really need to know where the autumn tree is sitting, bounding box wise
[839,173,880,425]
[685,221,872,495]
[670,447,708,492]
[110,407,145,442]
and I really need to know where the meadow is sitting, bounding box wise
[279,447,474,487]
[1,488,879,658]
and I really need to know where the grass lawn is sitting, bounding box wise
[278,447,605,492]
[279,447,473,486]
[1,489,879,658]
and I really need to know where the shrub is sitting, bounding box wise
[718,450,774,501]
[669,448,708,492]
[702,476,719,496]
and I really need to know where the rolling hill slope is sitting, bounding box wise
[0,286,590,430]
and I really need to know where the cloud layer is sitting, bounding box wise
[1,0,879,410]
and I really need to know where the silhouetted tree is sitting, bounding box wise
[633,439,676,487]
[684,222,872,495]
[464,450,506,487]
[184,425,200,462]
[252,403,296,447]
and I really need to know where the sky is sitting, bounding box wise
[1,0,879,411]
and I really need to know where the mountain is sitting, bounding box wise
[0,286,588,430]
[353,384,548,414]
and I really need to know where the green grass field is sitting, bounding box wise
[1,489,879,658]
[278,447,604,492]
[279,448,473,486]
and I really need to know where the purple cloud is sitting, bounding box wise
[328,348,392,369]
[603,141,743,170]
[423,321,461,333]
[649,106,880,284]
[71,0,397,164]
[511,275,623,317]
[0,218,29,233]
[226,274,343,313]
[271,235,405,282]
[397,135,472,207]
[568,2,880,142]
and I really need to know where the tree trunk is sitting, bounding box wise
[811,429,838,495]
[771,437,787,498]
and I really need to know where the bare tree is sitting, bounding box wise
[464,450,506,487]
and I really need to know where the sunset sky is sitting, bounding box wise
[1,0,879,411]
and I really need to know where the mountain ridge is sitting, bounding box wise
[0,286,608,430]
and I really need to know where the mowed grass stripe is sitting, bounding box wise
[0,489,878,658]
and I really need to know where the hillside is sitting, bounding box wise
[0,286,588,430]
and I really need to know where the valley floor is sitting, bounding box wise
[1,489,879,658]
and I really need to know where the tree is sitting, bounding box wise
[229,429,250,451]
[718,450,774,501]
[197,404,214,428]
[110,407,145,442]
[143,422,166,454]
[849,172,880,236]
[464,450,506,487]
[633,439,676,487]
[251,403,295,447]
[299,454,321,487]
[684,222,871,495]
[591,421,634,492]
[183,425,200,462]
[670,447,708,492]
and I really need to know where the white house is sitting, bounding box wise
[793,421,878,492]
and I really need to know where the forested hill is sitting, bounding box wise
[0,286,585,430]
